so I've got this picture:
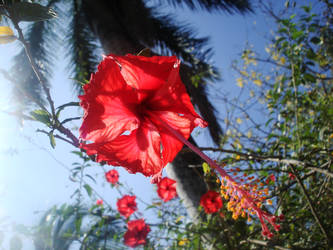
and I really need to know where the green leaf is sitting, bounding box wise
[301,5,311,13]
[56,102,80,117]
[30,109,51,127]
[84,174,96,184]
[145,204,157,210]
[75,216,82,233]
[71,150,84,158]
[306,48,317,60]
[49,132,56,148]
[290,14,296,19]
[202,162,210,174]
[304,73,316,83]
[276,37,286,45]
[83,184,92,197]
[292,30,304,40]
[11,2,57,22]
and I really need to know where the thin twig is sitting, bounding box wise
[61,117,81,125]
[291,168,329,241]
[53,134,76,147]
[240,238,290,250]
[194,147,333,178]
[306,167,333,178]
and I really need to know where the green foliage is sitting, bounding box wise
[30,109,51,127]
[83,183,92,197]
[227,1,333,248]
[165,0,252,13]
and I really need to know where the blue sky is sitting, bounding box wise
[0,1,283,248]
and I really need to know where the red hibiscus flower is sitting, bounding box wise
[79,54,207,181]
[124,219,150,248]
[96,199,103,205]
[288,172,296,180]
[105,169,119,185]
[117,195,137,218]
[266,174,276,184]
[157,177,177,202]
[200,190,223,214]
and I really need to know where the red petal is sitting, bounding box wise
[79,57,141,142]
[147,66,207,128]
[148,111,192,166]
[157,177,177,202]
[80,93,140,143]
[82,120,163,177]
[83,56,127,94]
[124,219,150,248]
[110,54,179,90]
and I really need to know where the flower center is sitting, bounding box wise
[135,102,150,120]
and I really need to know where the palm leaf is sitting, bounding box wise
[163,0,252,13]
[66,0,100,93]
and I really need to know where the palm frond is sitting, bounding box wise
[163,0,253,13]
[10,0,61,111]
[66,0,100,94]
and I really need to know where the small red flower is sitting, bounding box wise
[96,199,103,205]
[266,174,276,184]
[117,195,137,218]
[79,54,207,181]
[157,177,177,202]
[124,219,150,248]
[105,169,119,184]
[200,190,223,214]
[288,173,296,180]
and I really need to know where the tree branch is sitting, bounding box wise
[240,238,290,250]
[193,147,333,177]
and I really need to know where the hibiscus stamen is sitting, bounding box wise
[152,113,281,237]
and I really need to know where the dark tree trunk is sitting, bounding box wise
[166,146,207,221]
